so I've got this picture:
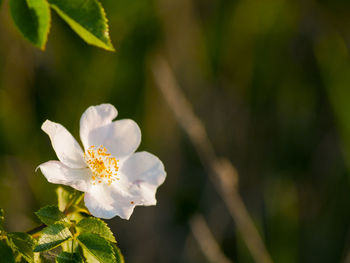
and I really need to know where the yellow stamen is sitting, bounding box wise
[83,145,119,185]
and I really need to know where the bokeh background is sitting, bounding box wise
[1,0,350,262]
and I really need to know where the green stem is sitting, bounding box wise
[63,193,85,215]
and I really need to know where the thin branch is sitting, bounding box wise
[26,223,46,236]
[151,55,273,263]
[190,214,233,263]
[345,252,350,263]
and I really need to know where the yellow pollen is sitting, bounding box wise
[84,145,119,185]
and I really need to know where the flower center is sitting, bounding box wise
[84,145,119,185]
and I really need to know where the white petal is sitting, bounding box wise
[87,119,141,159]
[80,104,118,149]
[42,120,86,168]
[84,185,136,220]
[38,161,92,192]
[121,151,166,186]
[119,151,166,206]
[84,152,165,220]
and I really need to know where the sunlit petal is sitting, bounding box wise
[120,151,166,206]
[80,104,118,149]
[38,161,92,192]
[42,120,86,168]
[84,185,136,219]
[87,119,141,159]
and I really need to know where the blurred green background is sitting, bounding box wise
[1,0,350,262]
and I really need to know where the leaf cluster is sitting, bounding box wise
[0,186,124,263]
[5,0,114,51]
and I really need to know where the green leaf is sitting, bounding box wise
[34,223,72,252]
[0,241,15,263]
[34,253,41,263]
[76,218,116,243]
[61,239,80,253]
[47,0,114,51]
[111,244,124,263]
[8,232,35,263]
[35,205,68,225]
[56,252,82,263]
[35,249,60,263]
[77,233,115,263]
[9,0,51,49]
[56,186,84,212]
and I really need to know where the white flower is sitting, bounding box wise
[38,104,166,220]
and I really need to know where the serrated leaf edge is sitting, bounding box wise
[35,205,68,225]
[48,0,114,51]
[33,223,72,252]
[77,233,116,263]
[76,217,116,243]
[7,232,35,263]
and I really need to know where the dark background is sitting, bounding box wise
[1,0,350,262]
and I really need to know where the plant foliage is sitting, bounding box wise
[0,186,123,262]
[8,0,114,51]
